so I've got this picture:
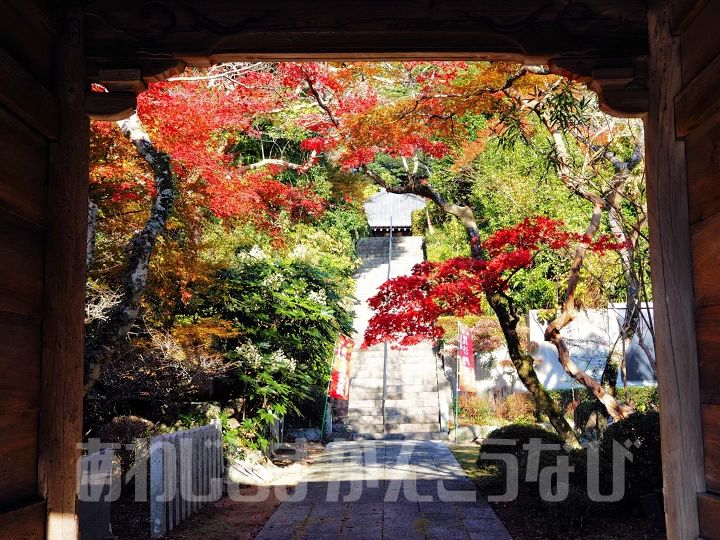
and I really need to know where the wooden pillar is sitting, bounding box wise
[37,4,89,539]
[646,0,706,537]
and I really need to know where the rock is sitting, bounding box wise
[448,425,501,443]
[227,418,241,429]
[190,402,222,420]
[285,428,323,442]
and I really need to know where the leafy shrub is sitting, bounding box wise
[411,208,427,236]
[97,415,162,496]
[574,399,608,436]
[542,484,591,532]
[493,391,538,423]
[456,393,498,425]
[600,411,662,504]
[549,386,659,419]
[478,424,565,489]
[623,386,658,412]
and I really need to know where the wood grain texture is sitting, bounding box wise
[0,210,45,318]
[0,412,40,510]
[0,311,42,414]
[37,6,88,539]
[646,0,705,537]
[703,405,720,494]
[0,104,48,227]
[686,115,720,225]
[83,1,651,116]
[702,506,720,540]
[671,0,709,34]
[0,0,54,88]
[691,211,720,309]
[681,0,720,87]
[0,500,46,540]
[675,51,720,138]
[85,90,136,121]
[699,492,720,540]
[696,306,720,406]
[0,46,58,140]
[84,0,649,62]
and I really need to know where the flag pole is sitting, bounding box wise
[455,321,460,444]
[321,337,339,437]
[382,215,392,436]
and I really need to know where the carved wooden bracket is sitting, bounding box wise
[85,91,136,121]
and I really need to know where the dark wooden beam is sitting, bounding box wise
[0,46,58,139]
[0,499,46,539]
[646,0,705,537]
[82,0,650,115]
[85,90,136,121]
[675,52,720,138]
[698,492,720,540]
[671,0,709,35]
[38,5,88,538]
[98,68,147,94]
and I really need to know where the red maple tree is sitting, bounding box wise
[363,217,626,348]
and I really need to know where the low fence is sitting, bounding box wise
[150,420,224,537]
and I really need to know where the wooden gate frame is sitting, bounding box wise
[1,1,713,538]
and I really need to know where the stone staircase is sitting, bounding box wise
[334,237,446,440]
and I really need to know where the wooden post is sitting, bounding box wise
[646,1,706,537]
[149,436,166,538]
[37,4,89,539]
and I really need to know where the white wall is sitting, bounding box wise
[464,305,657,396]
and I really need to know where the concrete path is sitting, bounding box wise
[254,440,512,539]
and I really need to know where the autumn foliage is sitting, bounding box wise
[363,217,626,348]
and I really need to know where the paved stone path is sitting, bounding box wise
[254,441,512,539]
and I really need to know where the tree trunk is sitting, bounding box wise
[544,201,635,420]
[87,198,99,272]
[487,293,578,447]
[84,113,176,393]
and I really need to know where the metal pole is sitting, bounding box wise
[455,321,460,444]
[382,216,392,436]
[321,338,339,437]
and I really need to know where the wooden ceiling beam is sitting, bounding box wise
[82,0,650,116]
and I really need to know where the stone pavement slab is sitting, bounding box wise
[254,441,512,539]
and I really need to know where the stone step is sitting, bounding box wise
[343,413,441,425]
[348,391,441,401]
[349,398,439,409]
[357,343,434,352]
[332,432,447,441]
[351,383,439,393]
[351,364,436,371]
[347,406,441,417]
[352,354,436,361]
[350,378,438,387]
[342,423,441,434]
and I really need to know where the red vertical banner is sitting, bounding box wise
[328,334,354,400]
[457,323,476,393]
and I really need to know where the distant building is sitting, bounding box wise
[363,188,426,236]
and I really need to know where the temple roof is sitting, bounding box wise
[364,189,426,228]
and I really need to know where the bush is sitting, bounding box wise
[457,393,497,425]
[542,484,591,532]
[411,208,426,236]
[549,386,659,418]
[622,386,659,412]
[478,423,565,489]
[600,411,662,504]
[97,415,162,496]
[574,399,608,436]
[492,391,538,423]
